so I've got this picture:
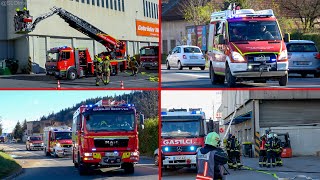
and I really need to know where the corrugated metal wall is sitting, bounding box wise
[259,100,320,127]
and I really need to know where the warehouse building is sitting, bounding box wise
[0,0,159,73]
[218,90,320,156]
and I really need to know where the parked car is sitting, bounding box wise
[26,136,44,151]
[11,139,17,143]
[286,40,320,78]
[166,45,206,70]
[0,136,5,143]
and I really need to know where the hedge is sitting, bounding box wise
[290,32,320,49]
[139,117,159,157]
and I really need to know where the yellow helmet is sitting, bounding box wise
[23,7,27,11]
[105,56,110,60]
[205,132,220,147]
[16,8,20,12]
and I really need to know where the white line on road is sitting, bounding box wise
[174,73,208,78]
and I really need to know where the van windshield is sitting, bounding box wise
[228,21,282,42]
[47,52,59,62]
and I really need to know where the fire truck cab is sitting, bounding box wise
[158,108,210,169]
[45,46,95,80]
[72,100,144,175]
[43,126,73,158]
[139,46,159,70]
[208,5,289,87]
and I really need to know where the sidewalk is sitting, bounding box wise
[241,156,320,179]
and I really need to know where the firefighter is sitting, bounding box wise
[196,132,228,180]
[230,135,242,169]
[265,134,276,167]
[94,55,103,86]
[130,56,139,76]
[102,55,111,85]
[259,135,267,167]
[226,134,233,168]
[274,134,283,166]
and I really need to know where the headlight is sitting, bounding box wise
[56,143,61,147]
[84,153,92,156]
[190,146,195,151]
[231,52,245,62]
[164,147,169,152]
[278,50,288,61]
[131,151,139,156]
[41,143,44,146]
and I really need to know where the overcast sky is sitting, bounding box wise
[161,90,222,120]
[0,90,130,133]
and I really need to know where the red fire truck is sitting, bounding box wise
[208,4,289,87]
[139,46,159,70]
[72,100,144,175]
[43,126,72,158]
[45,47,95,80]
[14,6,127,78]
[156,108,213,170]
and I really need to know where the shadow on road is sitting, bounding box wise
[0,75,56,82]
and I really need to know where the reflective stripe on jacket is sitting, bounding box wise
[196,149,216,180]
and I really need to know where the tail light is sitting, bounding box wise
[288,53,292,59]
[314,53,320,59]
[183,55,187,59]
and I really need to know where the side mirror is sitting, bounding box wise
[169,51,172,55]
[140,114,145,125]
[284,33,290,43]
[218,34,225,44]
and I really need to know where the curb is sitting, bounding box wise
[3,167,24,180]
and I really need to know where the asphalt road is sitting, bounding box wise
[161,64,320,88]
[0,143,159,180]
[0,69,158,88]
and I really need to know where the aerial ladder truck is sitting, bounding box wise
[14,6,128,78]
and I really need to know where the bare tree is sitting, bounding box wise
[280,0,320,32]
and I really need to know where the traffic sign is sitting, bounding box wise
[219,128,224,133]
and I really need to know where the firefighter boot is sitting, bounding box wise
[96,82,99,86]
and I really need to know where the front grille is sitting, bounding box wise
[245,53,278,72]
[162,146,200,153]
[62,145,72,148]
[94,139,129,148]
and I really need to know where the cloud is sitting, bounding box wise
[2,119,17,133]
[33,99,39,105]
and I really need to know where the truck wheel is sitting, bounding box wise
[200,66,205,70]
[44,148,50,156]
[178,61,183,70]
[67,69,77,80]
[225,65,236,87]
[78,155,88,175]
[279,74,288,86]
[154,155,159,166]
[166,61,170,70]
[123,163,134,174]
[210,65,224,85]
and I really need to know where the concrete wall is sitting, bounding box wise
[249,90,320,100]
[0,3,7,40]
[261,126,320,156]
[161,20,192,54]
[221,90,250,120]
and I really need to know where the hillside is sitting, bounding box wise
[39,91,158,125]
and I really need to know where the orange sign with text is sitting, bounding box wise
[136,20,159,37]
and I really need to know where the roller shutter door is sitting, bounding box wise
[259,100,320,128]
[50,38,72,49]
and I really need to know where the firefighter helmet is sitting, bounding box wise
[23,7,27,11]
[16,8,20,12]
[205,132,220,147]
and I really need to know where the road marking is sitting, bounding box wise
[137,164,158,170]
[174,73,208,78]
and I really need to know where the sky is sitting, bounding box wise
[161,90,222,120]
[0,90,131,133]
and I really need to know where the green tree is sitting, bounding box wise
[13,121,23,141]
[22,119,27,133]
[138,118,159,156]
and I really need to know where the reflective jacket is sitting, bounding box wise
[196,145,228,180]
[259,138,266,150]
[230,138,240,152]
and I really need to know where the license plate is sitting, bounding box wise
[254,56,270,61]
[295,61,311,65]
[190,56,198,59]
[174,156,186,160]
[105,152,117,156]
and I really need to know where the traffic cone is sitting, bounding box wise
[120,81,124,89]
[57,80,61,89]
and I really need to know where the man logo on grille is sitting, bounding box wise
[177,146,182,152]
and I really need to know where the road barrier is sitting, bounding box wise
[27,57,32,74]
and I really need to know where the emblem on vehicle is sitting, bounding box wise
[177,146,182,152]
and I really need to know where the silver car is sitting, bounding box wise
[286,40,320,77]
